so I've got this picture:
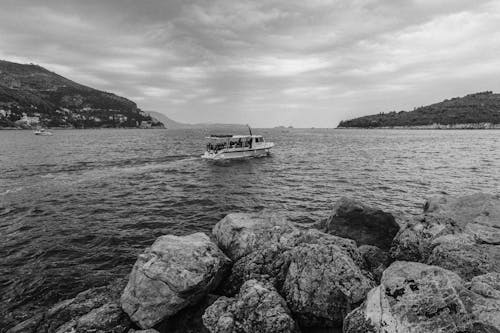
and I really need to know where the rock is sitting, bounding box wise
[121,233,230,329]
[128,329,160,333]
[358,245,390,283]
[424,193,500,245]
[155,294,219,333]
[465,273,500,331]
[323,198,399,250]
[224,228,365,296]
[427,234,500,281]
[424,193,498,228]
[5,314,44,333]
[343,261,500,333]
[283,240,374,328]
[391,193,500,280]
[224,245,289,295]
[202,279,299,333]
[465,198,500,245]
[213,213,372,328]
[212,213,296,260]
[7,279,130,333]
[390,213,462,262]
[67,302,130,333]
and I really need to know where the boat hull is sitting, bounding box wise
[201,144,273,160]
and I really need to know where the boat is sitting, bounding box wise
[33,128,53,136]
[201,127,274,160]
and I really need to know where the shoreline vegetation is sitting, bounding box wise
[7,193,500,333]
[338,91,500,129]
[338,122,500,129]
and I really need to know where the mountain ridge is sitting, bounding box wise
[0,59,162,129]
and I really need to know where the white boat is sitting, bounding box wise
[201,129,274,160]
[33,128,53,136]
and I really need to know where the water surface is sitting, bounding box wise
[1,128,498,329]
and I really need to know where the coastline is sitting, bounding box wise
[0,127,166,130]
[337,122,500,129]
[7,193,499,333]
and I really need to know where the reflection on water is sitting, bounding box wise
[0,128,499,328]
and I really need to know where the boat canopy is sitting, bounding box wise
[205,134,263,141]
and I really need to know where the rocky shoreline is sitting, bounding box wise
[7,193,500,333]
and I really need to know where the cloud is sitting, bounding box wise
[0,0,499,127]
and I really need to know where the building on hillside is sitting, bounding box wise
[21,113,40,126]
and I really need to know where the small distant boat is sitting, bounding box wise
[201,126,274,160]
[33,128,53,136]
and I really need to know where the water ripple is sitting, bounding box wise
[0,128,499,330]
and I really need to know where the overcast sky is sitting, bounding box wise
[1,0,499,127]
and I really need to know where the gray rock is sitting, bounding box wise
[391,193,500,280]
[121,233,230,329]
[223,227,366,298]
[128,329,160,333]
[465,273,500,331]
[213,213,373,328]
[323,198,399,250]
[390,213,462,262]
[283,241,374,327]
[212,213,296,261]
[7,279,130,333]
[5,314,44,333]
[427,233,500,281]
[64,302,130,333]
[202,279,299,333]
[465,198,500,245]
[423,193,497,228]
[343,261,500,333]
[358,245,390,283]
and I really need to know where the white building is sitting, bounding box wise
[21,113,40,126]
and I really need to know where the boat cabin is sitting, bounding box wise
[205,134,265,153]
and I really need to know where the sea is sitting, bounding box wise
[0,128,499,329]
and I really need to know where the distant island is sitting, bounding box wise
[146,110,247,130]
[338,91,500,129]
[0,60,164,129]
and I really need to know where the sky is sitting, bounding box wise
[1,0,499,127]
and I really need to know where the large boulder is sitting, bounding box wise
[224,228,364,295]
[121,233,230,329]
[343,261,500,333]
[390,213,462,262]
[213,214,373,328]
[465,273,500,331]
[424,193,497,228]
[212,213,296,260]
[427,233,500,281]
[7,279,130,333]
[282,240,374,327]
[423,193,500,244]
[391,193,500,280]
[323,198,399,250]
[203,279,299,333]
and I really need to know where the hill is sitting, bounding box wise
[338,91,500,129]
[145,110,247,130]
[0,60,163,129]
[145,111,194,129]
